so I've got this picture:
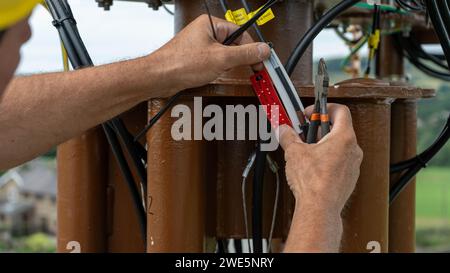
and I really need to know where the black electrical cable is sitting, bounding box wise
[134,91,183,141]
[104,124,147,242]
[217,239,228,253]
[391,125,448,173]
[405,53,450,80]
[46,0,92,68]
[429,0,450,64]
[364,4,381,77]
[252,145,266,253]
[0,30,6,43]
[240,0,266,42]
[218,0,267,42]
[390,0,450,203]
[395,34,450,80]
[285,0,360,76]
[111,119,148,195]
[406,37,449,70]
[45,0,147,243]
[396,0,425,12]
[223,0,278,45]
[134,0,279,141]
[162,4,174,16]
[390,116,450,203]
[234,239,243,253]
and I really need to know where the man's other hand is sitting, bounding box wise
[153,14,271,95]
[279,103,363,215]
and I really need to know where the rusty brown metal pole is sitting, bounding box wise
[58,107,147,252]
[57,128,108,253]
[389,100,417,252]
[376,33,416,252]
[147,97,207,252]
[338,96,391,253]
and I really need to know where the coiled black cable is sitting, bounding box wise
[285,0,360,76]
[394,34,450,81]
[390,0,450,204]
[396,0,426,12]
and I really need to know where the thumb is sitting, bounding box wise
[223,42,270,69]
[277,125,303,151]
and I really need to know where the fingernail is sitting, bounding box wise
[257,43,268,61]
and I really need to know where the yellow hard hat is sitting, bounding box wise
[0,0,43,30]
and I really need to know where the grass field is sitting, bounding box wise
[415,167,450,250]
[416,167,450,222]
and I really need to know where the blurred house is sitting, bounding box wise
[0,159,57,237]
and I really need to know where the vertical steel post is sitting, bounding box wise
[377,33,416,252]
[57,128,108,252]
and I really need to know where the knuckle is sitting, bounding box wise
[354,145,363,162]
[341,131,356,146]
[198,14,208,22]
[339,104,352,116]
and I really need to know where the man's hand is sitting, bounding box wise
[153,15,271,94]
[279,104,363,252]
[279,103,363,213]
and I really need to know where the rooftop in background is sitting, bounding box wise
[0,159,56,197]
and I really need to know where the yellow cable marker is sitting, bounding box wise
[248,7,275,26]
[232,8,249,25]
[225,10,236,24]
[224,6,275,26]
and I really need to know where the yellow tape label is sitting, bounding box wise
[225,10,236,24]
[248,8,275,26]
[232,8,249,25]
[224,7,275,26]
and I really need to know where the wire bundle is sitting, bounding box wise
[390,0,450,203]
[45,0,148,244]
[395,34,450,81]
[395,0,426,12]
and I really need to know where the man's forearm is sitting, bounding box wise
[0,51,177,170]
[283,202,343,253]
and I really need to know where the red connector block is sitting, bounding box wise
[250,68,292,129]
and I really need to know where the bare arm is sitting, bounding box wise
[0,15,270,170]
[284,202,343,253]
[279,104,363,253]
[0,54,167,169]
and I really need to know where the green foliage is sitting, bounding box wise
[42,147,56,159]
[416,228,450,249]
[322,58,450,167]
[415,168,450,250]
[16,233,56,253]
[416,167,450,219]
